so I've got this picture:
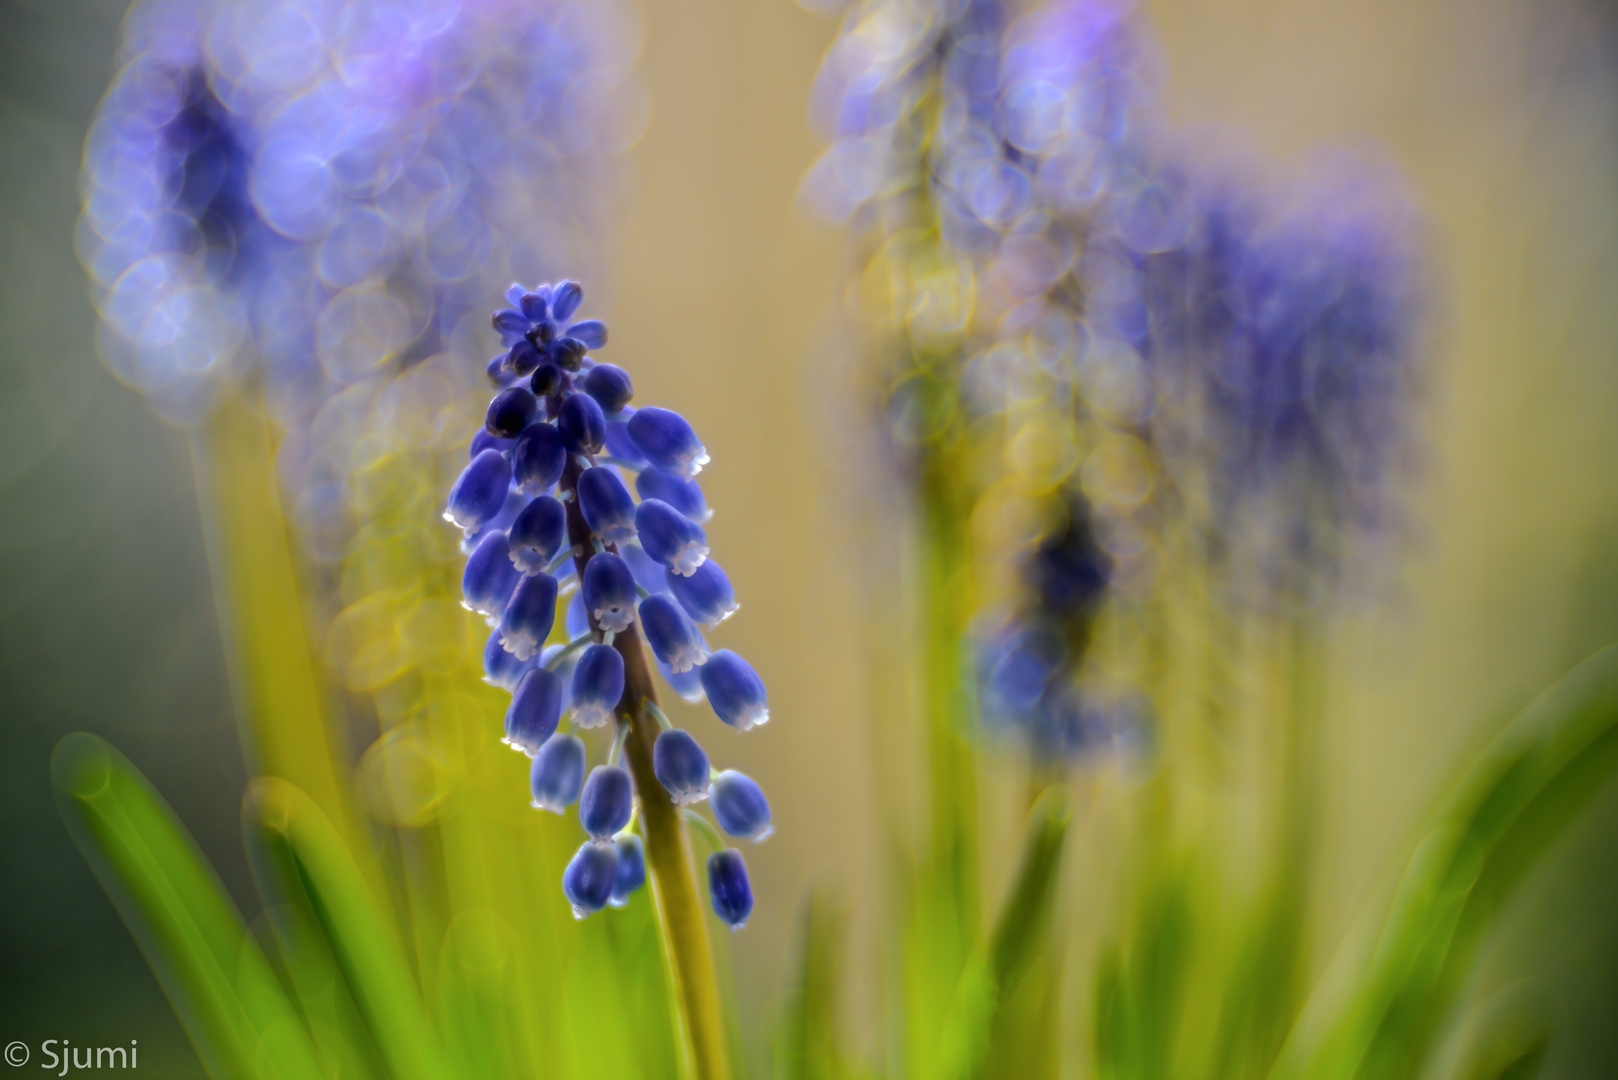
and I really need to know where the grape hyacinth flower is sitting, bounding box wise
[447,279,775,941]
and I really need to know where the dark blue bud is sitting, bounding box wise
[498,572,558,661]
[550,280,583,324]
[660,657,707,704]
[653,729,711,806]
[639,594,709,674]
[446,449,512,530]
[463,530,521,619]
[636,467,710,523]
[548,337,588,371]
[566,589,591,638]
[529,363,562,398]
[711,770,772,841]
[470,429,516,459]
[627,407,708,477]
[570,643,625,729]
[605,407,647,464]
[492,307,529,343]
[558,392,606,455]
[699,650,769,731]
[563,840,617,918]
[487,387,540,439]
[610,833,646,906]
[507,339,543,376]
[666,560,738,628]
[578,466,637,545]
[530,732,586,812]
[582,552,637,632]
[583,363,634,413]
[487,354,518,387]
[528,318,557,347]
[508,495,567,573]
[484,625,537,692]
[579,764,633,840]
[707,849,753,929]
[519,291,550,323]
[504,666,564,755]
[619,541,671,596]
[636,499,710,577]
[512,422,566,495]
[567,319,608,349]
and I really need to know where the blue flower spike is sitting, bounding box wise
[463,531,521,620]
[640,594,710,674]
[610,833,646,906]
[636,467,711,523]
[512,423,567,495]
[508,495,568,574]
[445,449,512,530]
[627,407,709,477]
[570,643,626,729]
[582,552,638,633]
[563,841,618,919]
[653,729,711,805]
[579,765,634,841]
[559,392,606,455]
[530,733,587,812]
[504,666,564,756]
[707,849,754,930]
[498,572,559,661]
[666,561,738,628]
[711,770,773,841]
[636,499,710,577]
[577,466,637,544]
[584,363,635,414]
[699,650,769,731]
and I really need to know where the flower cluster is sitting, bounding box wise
[448,280,772,926]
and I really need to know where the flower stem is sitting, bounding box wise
[559,454,731,1080]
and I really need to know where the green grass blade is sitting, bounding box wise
[245,777,458,1080]
[778,890,852,1080]
[1271,643,1618,1080]
[50,733,327,1079]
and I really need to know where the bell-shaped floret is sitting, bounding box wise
[550,280,583,323]
[512,422,566,495]
[584,363,634,414]
[498,572,558,661]
[578,466,636,544]
[711,770,773,841]
[659,656,706,704]
[610,834,646,906]
[652,729,711,806]
[582,552,637,633]
[627,407,709,477]
[483,626,537,692]
[635,499,709,577]
[635,467,710,523]
[605,406,646,464]
[563,841,617,918]
[530,733,586,812]
[639,594,709,674]
[508,495,567,574]
[504,666,564,756]
[666,561,738,628]
[570,643,625,729]
[699,650,769,731]
[707,849,753,929]
[559,392,606,455]
[445,449,511,530]
[486,386,539,439]
[463,531,521,620]
[579,764,633,840]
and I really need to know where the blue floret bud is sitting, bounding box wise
[548,337,588,372]
[519,291,550,323]
[486,387,539,439]
[583,363,634,413]
[635,467,710,523]
[550,280,583,324]
[582,552,638,633]
[578,466,637,544]
[635,499,709,577]
[445,449,512,530]
[487,354,519,387]
[512,422,567,495]
[610,834,646,906]
[484,626,537,692]
[652,729,711,805]
[566,319,608,349]
[639,594,709,674]
[492,307,530,344]
[499,572,559,661]
[507,339,543,376]
[504,666,564,756]
[711,770,772,841]
[563,841,617,918]
[508,495,567,573]
[530,732,586,812]
[627,407,709,477]
[570,643,625,729]
[559,392,606,455]
[605,406,647,464]
[707,849,753,929]
[699,650,769,731]
[579,764,634,840]
[666,561,738,628]
[463,530,521,620]
[530,363,563,398]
